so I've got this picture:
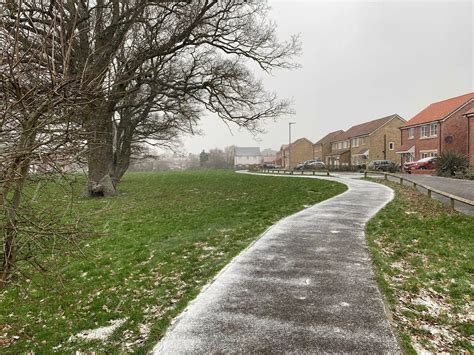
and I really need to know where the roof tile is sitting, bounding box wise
[332,114,402,142]
[314,130,344,145]
[402,92,474,127]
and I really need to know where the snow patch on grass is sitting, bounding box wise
[70,318,127,341]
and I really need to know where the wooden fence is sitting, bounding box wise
[364,171,474,210]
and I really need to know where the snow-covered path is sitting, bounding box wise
[153,173,400,354]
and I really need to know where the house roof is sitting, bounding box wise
[261,148,277,156]
[355,148,369,155]
[396,144,415,154]
[234,147,261,156]
[332,114,402,142]
[402,92,474,128]
[314,130,344,145]
[463,107,474,117]
[281,138,313,151]
[326,149,350,156]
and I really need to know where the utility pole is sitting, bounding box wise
[288,122,296,171]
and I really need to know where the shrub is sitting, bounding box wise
[436,151,469,177]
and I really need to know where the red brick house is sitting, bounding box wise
[397,92,474,165]
[464,108,474,167]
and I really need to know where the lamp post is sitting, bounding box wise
[288,122,296,171]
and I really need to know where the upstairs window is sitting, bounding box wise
[408,128,415,139]
[389,142,394,150]
[420,125,430,138]
[420,123,438,138]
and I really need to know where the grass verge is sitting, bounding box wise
[366,179,473,353]
[0,170,345,353]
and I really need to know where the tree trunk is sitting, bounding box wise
[111,141,132,185]
[110,112,136,185]
[85,101,116,197]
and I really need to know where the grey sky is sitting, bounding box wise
[181,0,473,154]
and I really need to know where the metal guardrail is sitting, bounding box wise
[364,170,474,209]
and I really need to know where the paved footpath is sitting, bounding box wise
[153,174,401,354]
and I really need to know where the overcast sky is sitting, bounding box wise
[180,0,473,154]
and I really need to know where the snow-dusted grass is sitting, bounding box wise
[366,179,473,353]
[0,170,345,353]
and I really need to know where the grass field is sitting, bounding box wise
[0,170,345,353]
[366,180,474,353]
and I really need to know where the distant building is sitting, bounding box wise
[261,148,278,165]
[397,92,474,165]
[233,147,262,168]
[280,138,314,168]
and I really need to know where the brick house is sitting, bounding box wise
[313,130,344,162]
[465,108,474,167]
[397,92,474,165]
[325,131,351,167]
[327,114,405,168]
[280,138,314,168]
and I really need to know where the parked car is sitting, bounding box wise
[295,161,309,170]
[368,160,394,171]
[305,160,326,169]
[405,157,438,173]
[295,160,325,170]
[403,161,417,171]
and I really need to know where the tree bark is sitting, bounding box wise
[85,101,116,197]
[111,140,132,185]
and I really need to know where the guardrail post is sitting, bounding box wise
[364,170,367,178]
[312,171,315,176]
[427,189,432,198]
[449,197,455,210]
[301,171,304,175]
[384,173,388,181]
[400,177,403,186]
[413,182,417,189]
[326,171,330,176]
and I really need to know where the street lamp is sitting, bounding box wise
[288,122,296,171]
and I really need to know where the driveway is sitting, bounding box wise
[153,174,400,354]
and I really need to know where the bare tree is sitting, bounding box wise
[0,0,98,285]
[82,0,300,194]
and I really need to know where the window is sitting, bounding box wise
[389,142,394,150]
[352,138,359,147]
[420,125,430,138]
[421,151,438,159]
[405,154,414,163]
[408,128,414,139]
[420,123,437,138]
